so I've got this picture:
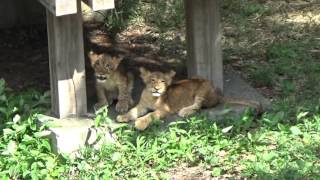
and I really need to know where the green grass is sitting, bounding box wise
[0,78,320,179]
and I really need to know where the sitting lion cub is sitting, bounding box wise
[117,67,262,130]
[89,51,134,113]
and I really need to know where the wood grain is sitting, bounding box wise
[83,0,114,11]
[38,0,77,16]
[184,0,223,92]
[46,0,87,118]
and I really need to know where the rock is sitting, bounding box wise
[36,115,116,155]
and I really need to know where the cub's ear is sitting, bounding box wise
[88,51,97,59]
[139,67,149,75]
[88,51,99,67]
[111,55,122,69]
[112,54,124,62]
[139,67,151,81]
[169,70,176,78]
[116,54,125,61]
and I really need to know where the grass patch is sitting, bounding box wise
[250,68,275,87]
[1,79,320,179]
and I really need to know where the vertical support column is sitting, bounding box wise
[47,0,87,118]
[184,0,223,91]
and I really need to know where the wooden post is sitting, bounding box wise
[184,0,223,91]
[46,0,87,118]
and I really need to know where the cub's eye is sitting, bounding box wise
[161,80,165,83]
[151,79,155,83]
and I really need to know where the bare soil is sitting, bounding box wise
[0,25,49,91]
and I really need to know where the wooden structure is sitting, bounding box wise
[38,0,222,119]
[185,0,223,91]
[38,0,114,118]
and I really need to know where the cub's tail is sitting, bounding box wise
[220,96,263,115]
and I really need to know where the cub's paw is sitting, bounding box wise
[135,117,151,131]
[94,101,109,111]
[129,98,135,107]
[178,107,196,118]
[115,100,129,113]
[116,114,131,122]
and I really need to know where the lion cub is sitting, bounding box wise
[89,51,134,113]
[117,67,262,130]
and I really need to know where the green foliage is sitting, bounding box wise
[222,0,270,17]
[0,81,62,179]
[240,3,269,17]
[144,0,185,31]
[0,78,320,179]
[104,0,141,37]
[250,68,275,87]
[103,0,185,35]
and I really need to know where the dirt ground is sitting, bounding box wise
[0,25,49,90]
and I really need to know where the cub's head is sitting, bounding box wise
[88,51,122,82]
[140,67,176,97]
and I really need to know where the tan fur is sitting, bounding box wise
[117,67,262,130]
[89,51,134,113]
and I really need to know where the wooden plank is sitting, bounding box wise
[46,0,87,118]
[83,0,114,11]
[184,0,223,92]
[38,0,77,16]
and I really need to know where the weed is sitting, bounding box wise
[241,2,269,17]
[143,0,185,31]
[250,68,275,87]
[104,0,141,37]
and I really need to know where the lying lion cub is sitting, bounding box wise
[89,51,134,113]
[117,67,262,130]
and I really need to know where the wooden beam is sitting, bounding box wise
[184,0,223,91]
[38,0,77,16]
[46,0,87,118]
[83,0,114,11]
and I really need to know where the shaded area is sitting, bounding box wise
[0,25,49,90]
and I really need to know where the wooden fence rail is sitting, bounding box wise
[38,0,114,16]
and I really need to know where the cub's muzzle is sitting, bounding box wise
[96,75,107,81]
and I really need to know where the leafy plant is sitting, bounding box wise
[240,3,269,17]
[250,67,275,87]
[144,0,185,31]
[0,85,63,179]
[104,0,141,37]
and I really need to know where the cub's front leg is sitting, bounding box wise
[115,78,133,113]
[95,84,109,109]
[135,110,169,130]
[178,96,204,117]
[116,104,148,123]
